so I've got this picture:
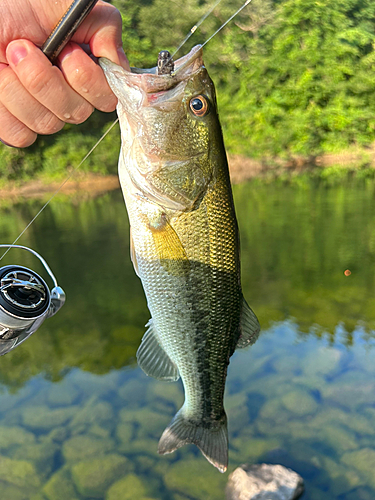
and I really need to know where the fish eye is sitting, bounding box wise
[189,95,209,117]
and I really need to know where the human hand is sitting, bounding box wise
[0,0,129,147]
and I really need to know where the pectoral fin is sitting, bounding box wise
[149,214,190,275]
[136,319,180,381]
[236,298,260,349]
[130,227,140,277]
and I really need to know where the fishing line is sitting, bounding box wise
[201,0,253,48]
[170,0,253,64]
[0,118,119,262]
[171,0,224,59]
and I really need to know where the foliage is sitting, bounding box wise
[1,0,375,179]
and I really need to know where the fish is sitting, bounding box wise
[99,45,260,473]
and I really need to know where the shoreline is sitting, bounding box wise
[1,150,374,200]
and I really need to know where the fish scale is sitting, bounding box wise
[100,45,260,472]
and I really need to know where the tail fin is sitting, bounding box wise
[158,408,228,473]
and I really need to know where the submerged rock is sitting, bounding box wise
[106,473,154,500]
[164,459,227,500]
[0,425,36,450]
[226,463,304,500]
[0,479,31,500]
[0,455,42,491]
[22,405,77,431]
[62,434,115,462]
[43,467,80,500]
[71,454,131,498]
[281,390,318,417]
[69,398,114,430]
[10,440,58,479]
[341,448,375,489]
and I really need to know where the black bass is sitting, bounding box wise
[99,46,260,472]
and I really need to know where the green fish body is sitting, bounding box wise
[100,46,260,472]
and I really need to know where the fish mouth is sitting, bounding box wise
[99,45,203,94]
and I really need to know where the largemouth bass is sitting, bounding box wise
[99,46,260,473]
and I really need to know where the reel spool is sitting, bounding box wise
[0,245,65,356]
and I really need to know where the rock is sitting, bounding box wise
[9,440,59,478]
[0,480,30,500]
[342,487,375,500]
[119,408,169,439]
[172,495,192,500]
[0,425,36,450]
[322,378,375,411]
[105,473,153,500]
[226,463,304,500]
[281,390,318,416]
[47,382,80,407]
[62,434,116,462]
[116,422,133,444]
[118,437,158,456]
[43,467,80,500]
[30,494,48,500]
[310,408,374,435]
[134,455,156,474]
[231,438,281,463]
[71,453,131,498]
[147,380,184,409]
[22,406,77,431]
[0,455,42,491]
[46,426,69,443]
[226,393,251,434]
[341,448,375,489]
[118,379,147,406]
[88,423,111,439]
[164,458,227,500]
[318,456,362,497]
[69,398,114,431]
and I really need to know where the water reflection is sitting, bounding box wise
[0,178,375,498]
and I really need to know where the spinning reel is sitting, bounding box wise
[0,245,65,356]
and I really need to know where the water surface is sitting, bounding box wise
[0,178,374,500]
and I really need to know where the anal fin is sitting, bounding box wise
[136,319,180,381]
[236,298,260,349]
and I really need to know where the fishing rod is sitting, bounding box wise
[42,0,99,61]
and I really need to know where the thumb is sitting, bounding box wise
[72,1,130,70]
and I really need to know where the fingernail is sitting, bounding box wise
[7,42,28,66]
[117,47,130,70]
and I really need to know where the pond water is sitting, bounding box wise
[0,177,375,500]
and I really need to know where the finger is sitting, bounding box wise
[0,100,36,148]
[6,40,94,124]
[57,42,117,112]
[0,63,65,136]
[71,1,130,70]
